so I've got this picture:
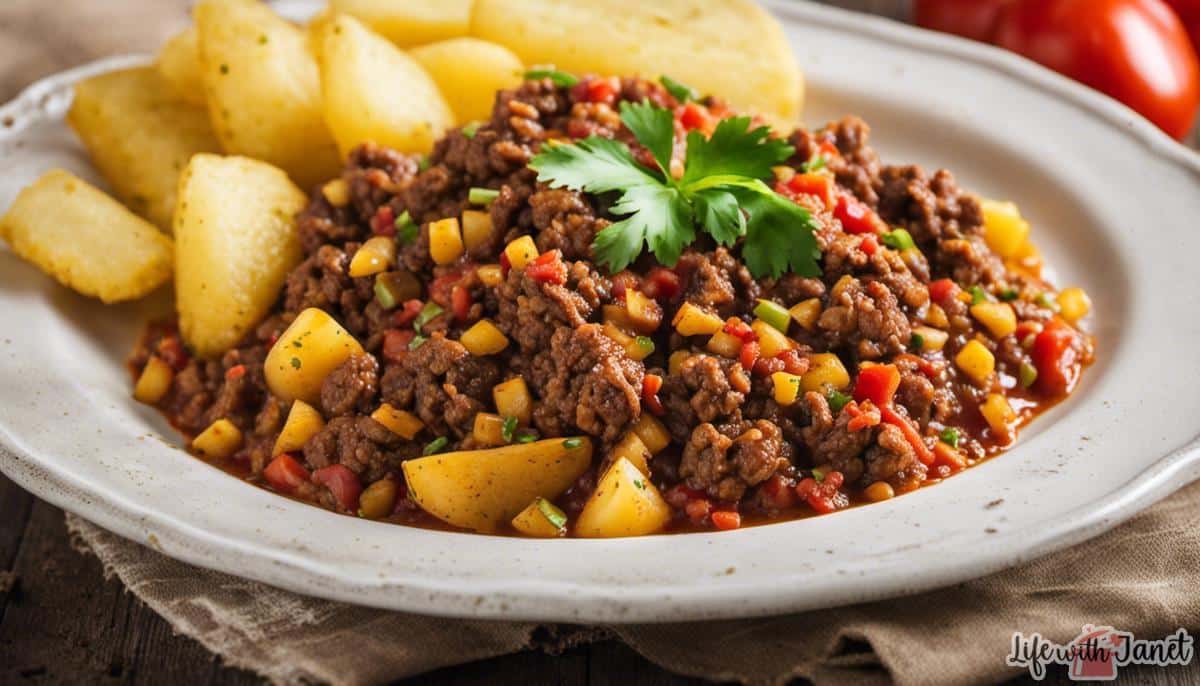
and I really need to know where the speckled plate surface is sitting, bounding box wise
[2,1,1200,622]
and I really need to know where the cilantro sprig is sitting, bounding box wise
[529,101,820,278]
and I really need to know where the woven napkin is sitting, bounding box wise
[65,479,1200,686]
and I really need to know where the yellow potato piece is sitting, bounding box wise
[402,437,592,532]
[157,27,207,106]
[511,497,567,538]
[174,154,306,357]
[318,14,455,156]
[471,0,804,127]
[67,67,219,231]
[330,0,472,47]
[410,38,523,123]
[575,457,671,538]
[264,308,365,405]
[0,170,172,303]
[195,0,340,187]
[273,399,326,455]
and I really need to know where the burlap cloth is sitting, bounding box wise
[7,0,1200,683]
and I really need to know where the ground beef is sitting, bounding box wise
[303,416,405,484]
[866,423,928,491]
[790,116,882,205]
[379,334,499,438]
[876,166,984,247]
[660,353,751,442]
[818,276,911,359]
[321,353,379,418]
[935,235,1008,287]
[495,260,609,353]
[528,324,643,442]
[529,189,610,261]
[801,392,873,483]
[680,419,791,502]
[676,248,761,318]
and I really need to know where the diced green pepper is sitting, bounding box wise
[468,187,499,206]
[882,228,916,251]
[968,285,988,305]
[939,427,961,449]
[535,497,568,529]
[1019,361,1038,389]
[374,270,421,309]
[827,390,851,413]
[422,436,448,455]
[635,335,655,356]
[501,416,518,443]
[395,210,419,244]
[413,301,444,332]
[753,299,791,334]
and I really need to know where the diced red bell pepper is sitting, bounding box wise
[499,249,512,275]
[929,278,958,305]
[678,102,711,132]
[834,194,886,235]
[685,498,712,525]
[795,470,848,514]
[758,474,797,510]
[932,442,966,475]
[311,464,363,512]
[786,173,835,208]
[156,333,190,371]
[642,267,682,301]
[711,510,742,531]
[642,374,665,416]
[525,250,567,285]
[451,285,473,322]
[723,318,757,343]
[1031,318,1081,397]
[573,76,619,105]
[392,299,424,327]
[263,453,310,495]
[853,363,901,406]
[860,234,879,256]
[429,272,461,307]
[739,340,760,371]
[382,329,416,363]
[880,405,935,466]
[224,364,246,382]
[818,140,841,160]
[845,401,882,432]
[372,206,396,237]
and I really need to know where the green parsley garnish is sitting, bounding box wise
[423,436,448,455]
[461,121,481,139]
[501,416,518,443]
[827,390,852,413]
[939,427,961,449]
[660,74,698,103]
[563,438,583,449]
[468,187,499,206]
[529,100,819,278]
[413,302,444,332]
[968,285,988,305]
[633,478,646,490]
[394,210,419,244]
[910,332,925,351]
[882,228,916,252]
[524,66,579,87]
[536,498,568,528]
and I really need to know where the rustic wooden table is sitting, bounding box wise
[1,1,1198,684]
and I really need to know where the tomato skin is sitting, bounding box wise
[914,0,1014,41]
[263,454,310,495]
[311,464,363,513]
[993,0,1200,140]
[1030,318,1081,396]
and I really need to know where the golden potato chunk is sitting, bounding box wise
[575,457,671,538]
[318,14,455,156]
[195,0,340,187]
[156,27,207,106]
[174,154,306,357]
[264,308,365,404]
[410,38,523,123]
[471,0,804,127]
[0,170,172,303]
[329,0,472,47]
[67,67,219,231]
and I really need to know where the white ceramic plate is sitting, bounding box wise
[2,1,1199,623]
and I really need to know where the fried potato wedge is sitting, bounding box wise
[195,0,340,188]
[328,0,472,47]
[174,154,306,358]
[66,67,219,232]
[318,14,454,156]
[0,170,173,303]
[410,37,523,124]
[470,0,804,127]
[156,27,206,106]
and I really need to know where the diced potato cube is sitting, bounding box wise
[318,14,454,156]
[511,497,567,538]
[981,199,1030,259]
[955,339,995,386]
[575,458,671,538]
[0,170,173,303]
[602,304,636,331]
[329,0,471,47]
[772,372,802,405]
[801,353,850,393]
[402,437,593,532]
[348,236,397,277]
[924,303,950,329]
[933,442,967,472]
[668,350,690,376]
[410,38,524,124]
[358,479,398,519]
[461,210,493,252]
[322,179,350,207]
[473,412,508,447]
[970,302,1017,339]
[174,154,306,357]
[195,0,340,188]
[460,319,509,356]
[273,399,325,454]
[752,319,793,358]
[602,322,634,347]
[789,298,821,331]
[428,217,464,265]
[631,414,670,454]
[672,303,723,336]
[476,264,503,287]
[911,325,949,352]
[624,335,655,362]
[68,66,219,230]
[706,330,743,358]
[156,27,206,106]
[192,418,243,459]
[133,356,174,405]
[624,290,662,333]
[1058,287,1091,323]
[981,393,1017,436]
[264,308,365,404]
[504,235,538,270]
[609,431,651,476]
[493,377,533,425]
[371,403,424,439]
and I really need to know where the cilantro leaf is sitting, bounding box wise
[531,136,659,192]
[619,100,675,175]
[594,184,693,272]
[660,75,698,103]
[691,188,745,246]
[681,116,794,184]
[731,182,821,278]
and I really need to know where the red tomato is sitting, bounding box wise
[1164,0,1200,44]
[928,278,958,304]
[853,363,902,406]
[738,340,760,372]
[834,194,886,235]
[795,471,848,515]
[1030,318,1081,396]
[914,0,1014,41]
[711,510,742,530]
[392,299,423,327]
[311,464,363,512]
[993,0,1200,139]
[525,250,567,285]
[450,285,473,322]
[786,173,835,207]
[381,329,415,363]
[263,454,310,495]
[642,267,682,301]
[642,374,665,415]
[757,474,798,510]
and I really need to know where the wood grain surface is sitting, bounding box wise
[1,1,1197,684]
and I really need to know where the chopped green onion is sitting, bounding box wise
[413,302,444,332]
[968,285,988,305]
[635,335,655,356]
[461,121,481,139]
[827,390,852,413]
[515,430,539,444]
[910,332,925,351]
[801,155,827,173]
[633,478,646,490]
[409,334,428,350]
[416,155,431,172]
[939,427,961,449]
[536,497,568,528]
[422,436,448,455]
[563,438,583,449]
[1019,361,1038,389]
[524,66,578,87]
[811,468,826,483]
[753,299,791,334]
[501,416,518,443]
[999,287,1020,302]
[881,228,916,251]
[395,210,419,244]
[373,275,398,309]
[1035,292,1060,312]
[468,187,499,206]
[659,74,698,103]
